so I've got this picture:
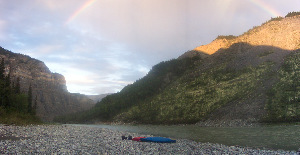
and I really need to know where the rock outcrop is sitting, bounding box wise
[0,47,94,121]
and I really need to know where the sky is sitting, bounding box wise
[0,0,299,95]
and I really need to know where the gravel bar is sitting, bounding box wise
[0,125,297,154]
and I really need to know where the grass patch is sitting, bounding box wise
[0,108,42,125]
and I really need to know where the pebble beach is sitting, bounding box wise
[0,125,297,154]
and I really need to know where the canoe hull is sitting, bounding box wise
[140,137,176,143]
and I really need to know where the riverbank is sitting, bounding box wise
[0,125,297,154]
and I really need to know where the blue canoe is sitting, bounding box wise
[140,137,176,143]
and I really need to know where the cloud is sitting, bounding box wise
[0,0,299,95]
[0,19,6,40]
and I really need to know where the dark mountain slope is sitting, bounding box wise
[93,55,205,121]
[120,43,296,124]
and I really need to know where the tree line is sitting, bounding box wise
[285,11,300,18]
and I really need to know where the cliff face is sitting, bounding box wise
[0,47,93,121]
[194,16,300,55]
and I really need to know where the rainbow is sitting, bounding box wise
[247,0,282,17]
[64,0,283,26]
[65,0,97,25]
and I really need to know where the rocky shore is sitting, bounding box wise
[0,125,297,154]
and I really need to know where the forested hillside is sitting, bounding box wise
[116,44,299,124]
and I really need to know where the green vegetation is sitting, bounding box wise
[0,109,41,125]
[0,53,40,125]
[265,51,300,122]
[121,62,274,124]
[285,11,300,18]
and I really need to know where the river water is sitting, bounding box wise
[73,124,300,151]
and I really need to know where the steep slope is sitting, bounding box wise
[57,14,300,125]
[121,43,297,124]
[0,47,94,121]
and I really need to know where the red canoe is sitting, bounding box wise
[132,137,146,141]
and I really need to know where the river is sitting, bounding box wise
[72,124,300,151]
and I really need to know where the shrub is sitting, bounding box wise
[215,35,237,40]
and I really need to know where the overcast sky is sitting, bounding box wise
[0,0,299,95]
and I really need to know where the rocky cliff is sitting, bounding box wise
[0,47,94,121]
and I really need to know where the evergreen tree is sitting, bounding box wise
[4,67,11,107]
[5,68,11,87]
[33,95,37,115]
[15,77,21,94]
[3,76,11,108]
[0,81,3,107]
[27,84,32,113]
[0,58,5,80]
[0,58,5,106]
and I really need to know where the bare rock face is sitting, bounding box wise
[0,47,93,121]
[194,16,300,55]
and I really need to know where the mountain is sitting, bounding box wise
[56,13,300,125]
[0,47,94,121]
[87,93,113,103]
